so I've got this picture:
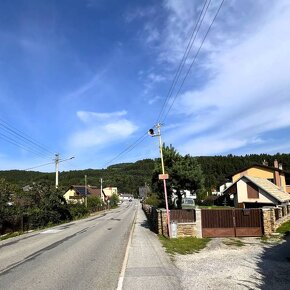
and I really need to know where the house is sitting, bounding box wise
[172,189,197,208]
[219,160,290,208]
[102,187,118,197]
[231,159,290,193]
[64,185,101,204]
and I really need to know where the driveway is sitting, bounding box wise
[174,236,290,290]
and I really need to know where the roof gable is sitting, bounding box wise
[224,175,290,203]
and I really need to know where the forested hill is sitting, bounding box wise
[0,159,155,194]
[0,153,290,193]
[197,153,290,190]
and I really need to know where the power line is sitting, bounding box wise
[156,0,211,123]
[98,0,224,168]
[162,0,225,122]
[0,131,51,159]
[0,118,55,157]
[25,161,55,171]
[103,132,148,168]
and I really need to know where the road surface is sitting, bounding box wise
[0,201,137,290]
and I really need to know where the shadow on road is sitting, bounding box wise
[257,235,290,289]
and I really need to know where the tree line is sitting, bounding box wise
[1,153,289,196]
[1,152,290,235]
[0,179,120,236]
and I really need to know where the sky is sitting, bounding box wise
[0,0,290,172]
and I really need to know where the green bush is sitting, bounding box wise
[109,193,119,208]
[87,196,103,212]
[144,194,160,207]
[68,203,89,219]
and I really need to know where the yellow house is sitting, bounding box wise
[231,160,290,193]
[103,187,118,198]
[222,160,290,208]
[64,185,101,204]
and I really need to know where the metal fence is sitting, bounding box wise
[170,209,196,223]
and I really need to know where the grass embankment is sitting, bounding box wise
[159,236,210,255]
[276,220,290,235]
[0,232,22,241]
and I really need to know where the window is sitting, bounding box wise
[247,182,259,199]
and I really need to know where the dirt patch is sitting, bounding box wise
[174,237,289,290]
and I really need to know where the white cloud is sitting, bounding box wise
[148,95,161,105]
[147,73,166,83]
[76,110,127,123]
[154,0,290,155]
[68,110,138,149]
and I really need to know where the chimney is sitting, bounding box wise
[274,159,281,187]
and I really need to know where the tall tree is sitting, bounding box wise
[152,145,206,208]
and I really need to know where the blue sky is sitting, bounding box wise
[0,0,290,172]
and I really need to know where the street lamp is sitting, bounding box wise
[148,123,171,238]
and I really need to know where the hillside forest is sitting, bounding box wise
[1,153,290,195]
[1,151,290,235]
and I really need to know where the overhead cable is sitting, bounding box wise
[0,118,55,157]
[156,0,211,123]
[162,0,225,122]
[103,132,148,168]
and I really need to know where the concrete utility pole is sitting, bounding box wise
[100,178,103,202]
[55,154,60,189]
[148,123,171,238]
[85,175,88,208]
[54,154,75,189]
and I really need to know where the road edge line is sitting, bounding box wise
[116,204,138,290]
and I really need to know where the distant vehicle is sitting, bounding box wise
[129,198,132,202]
[181,197,195,209]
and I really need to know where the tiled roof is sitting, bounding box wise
[245,176,290,202]
[71,185,101,197]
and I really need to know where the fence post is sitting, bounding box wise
[195,209,202,238]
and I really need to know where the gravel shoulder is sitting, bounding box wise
[173,236,290,290]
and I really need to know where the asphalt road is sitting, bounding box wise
[0,201,137,290]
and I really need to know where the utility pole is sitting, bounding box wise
[100,178,103,202]
[148,123,171,238]
[55,154,60,189]
[54,154,75,189]
[85,174,88,208]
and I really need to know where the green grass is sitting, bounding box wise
[276,220,290,235]
[223,238,246,247]
[159,236,210,255]
[0,231,22,241]
[260,235,282,244]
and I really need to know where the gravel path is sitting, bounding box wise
[174,236,290,290]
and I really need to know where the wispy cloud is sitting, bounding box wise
[68,110,138,149]
[161,0,290,155]
[148,95,162,105]
[63,72,105,101]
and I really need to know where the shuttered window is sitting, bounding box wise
[247,182,259,199]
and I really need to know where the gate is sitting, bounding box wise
[201,209,263,238]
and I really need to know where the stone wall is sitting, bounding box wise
[142,204,201,238]
[262,205,290,236]
[177,223,197,237]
